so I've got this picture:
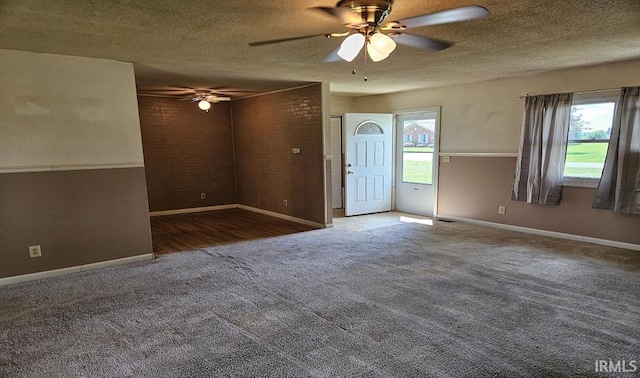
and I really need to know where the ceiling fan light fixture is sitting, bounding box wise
[198,100,211,111]
[338,33,365,62]
[369,32,396,55]
[366,44,390,62]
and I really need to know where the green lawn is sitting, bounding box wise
[403,155,433,184]
[563,142,608,178]
[403,147,434,184]
[404,146,434,153]
[565,142,607,162]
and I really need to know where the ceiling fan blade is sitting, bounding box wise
[138,88,197,96]
[249,33,329,47]
[207,96,231,102]
[388,5,490,29]
[138,93,189,99]
[391,33,453,52]
[322,46,343,63]
[310,6,367,27]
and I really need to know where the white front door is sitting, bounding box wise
[395,109,439,216]
[344,113,393,216]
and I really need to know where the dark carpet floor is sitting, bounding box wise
[1,220,639,377]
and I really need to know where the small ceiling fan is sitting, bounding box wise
[137,86,233,111]
[192,93,231,111]
[249,0,490,63]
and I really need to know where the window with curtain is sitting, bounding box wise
[512,93,573,205]
[514,87,639,214]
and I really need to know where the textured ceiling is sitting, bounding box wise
[1,0,639,98]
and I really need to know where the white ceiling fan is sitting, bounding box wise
[137,86,233,111]
[191,93,231,111]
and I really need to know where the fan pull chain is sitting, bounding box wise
[363,44,368,82]
[349,46,369,82]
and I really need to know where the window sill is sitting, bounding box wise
[562,178,599,188]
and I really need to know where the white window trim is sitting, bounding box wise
[562,177,599,189]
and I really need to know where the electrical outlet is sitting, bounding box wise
[29,245,41,258]
[442,155,451,163]
[498,206,506,215]
[283,199,288,206]
[292,147,301,154]
[200,192,206,199]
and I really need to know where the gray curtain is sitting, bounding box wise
[512,93,573,205]
[592,86,640,214]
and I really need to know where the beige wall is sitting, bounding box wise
[353,59,640,244]
[330,95,356,115]
[355,59,640,153]
[0,50,152,279]
[0,49,144,168]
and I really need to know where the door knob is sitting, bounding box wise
[346,163,352,167]
[347,171,353,175]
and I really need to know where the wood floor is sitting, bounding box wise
[150,208,318,255]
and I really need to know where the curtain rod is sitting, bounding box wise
[518,87,621,99]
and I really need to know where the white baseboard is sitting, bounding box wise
[0,254,154,287]
[436,215,640,251]
[150,204,238,217]
[150,204,328,228]
[238,205,327,228]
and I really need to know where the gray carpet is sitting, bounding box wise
[1,220,639,377]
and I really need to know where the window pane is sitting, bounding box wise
[564,102,614,179]
[568,102,614,141]
[564,141,608,178]
[402,120,434,184]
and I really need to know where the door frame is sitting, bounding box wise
[393,107,441,217]
[330,115,344,209]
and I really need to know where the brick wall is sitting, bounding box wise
[232,85,325,224]
[138,96,236,212]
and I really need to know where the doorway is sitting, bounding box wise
[330,115,343,209]
[395,109,440,217]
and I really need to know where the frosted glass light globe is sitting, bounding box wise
[198,100,211,111]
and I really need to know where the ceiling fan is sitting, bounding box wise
[137,86,233,111]
[192,94,231,111]
[249,0,490,63]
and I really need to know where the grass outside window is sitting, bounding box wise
[563,142,608,178]
[402,146,433,184]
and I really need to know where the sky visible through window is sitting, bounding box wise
[571,102,615,139]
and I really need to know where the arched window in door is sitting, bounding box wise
[355,121,384,135]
